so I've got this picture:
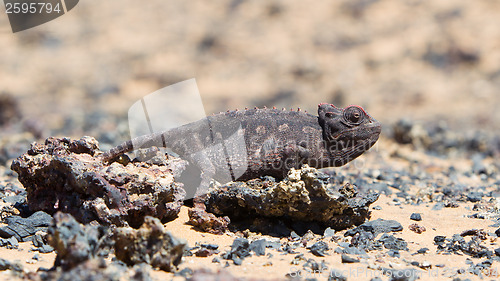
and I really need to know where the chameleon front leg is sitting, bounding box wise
[282,142,312,173]
[183,152,217,198]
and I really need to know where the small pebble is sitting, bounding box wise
[308,241,329,257]
[323,227,335,238]
[341,254,359,263]
[410,213,422,221]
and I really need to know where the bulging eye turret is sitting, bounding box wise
[343,106,365,125]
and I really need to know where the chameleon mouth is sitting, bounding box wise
[331,121,381,141]
[328,121,381,163]
[330,136,379,167]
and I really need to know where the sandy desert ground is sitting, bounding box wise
[1,1,500,280]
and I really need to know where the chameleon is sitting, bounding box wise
[100,103,381,188]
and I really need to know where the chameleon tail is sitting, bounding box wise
[99,131,169,161]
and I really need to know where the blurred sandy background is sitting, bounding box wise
[1,0,500,146]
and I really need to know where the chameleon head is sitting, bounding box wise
[318,103,381,166]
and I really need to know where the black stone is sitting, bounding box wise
[345,219,403,237]
[200,243,219,250]
[350,230,384,252]
[31,232,54,253]
[0,236,18,248]
[0,211,52,241]
[249,239,267,256]
[341,254,359,263]
[495,248,500,256]
[303,258,322,271]
[410,213,422,221]
[232,256,243,266]
[323,227,335,238]
[48,212,113,270]
[434,235,446,244]
[226,238,250,265]
[378,234,408,251]
[308,241,329,257]
[38,244,55,253]
[290,231,300,241]
[467,192,483,203]
[230,238,250,258]
[415,247,429,255]
[266,240,281,250]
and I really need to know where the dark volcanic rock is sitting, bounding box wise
[323,227,336,238]
[249,239,267,256]
[11,136,186,227]
[194,248,218,257]
[378,234,409,251]
[194,243,220,257]
[0,236,18,249]
[409,213,422,221]
[433,235,446,244]
[466,191,483,203]
[341,253,359,263]
[308,241,329,257]
[188,206,230,235]
[350,230,382,252]
[0,211,52,241]
[436,233,491,258]
[414,247,429,255]
[205,166,379,230]
[303,258,326,273]
[47,212,113,270]
[32,232,54,253]
[224,238,251,265]
[495,247,500,256]
[345,218,403,237]
[466,259,494,278]
[114,216,186,272]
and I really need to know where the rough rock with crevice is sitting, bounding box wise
[114,216,187,272]
[11,136,186,227]
[203,166,379,230]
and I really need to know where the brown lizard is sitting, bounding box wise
[100,103,381,186]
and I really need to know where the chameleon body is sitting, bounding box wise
[101,104,381,184]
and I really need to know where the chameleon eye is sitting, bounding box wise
[343,106,365,125]
[325,112,335,118]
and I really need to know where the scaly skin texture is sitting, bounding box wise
[100,103,381,183]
